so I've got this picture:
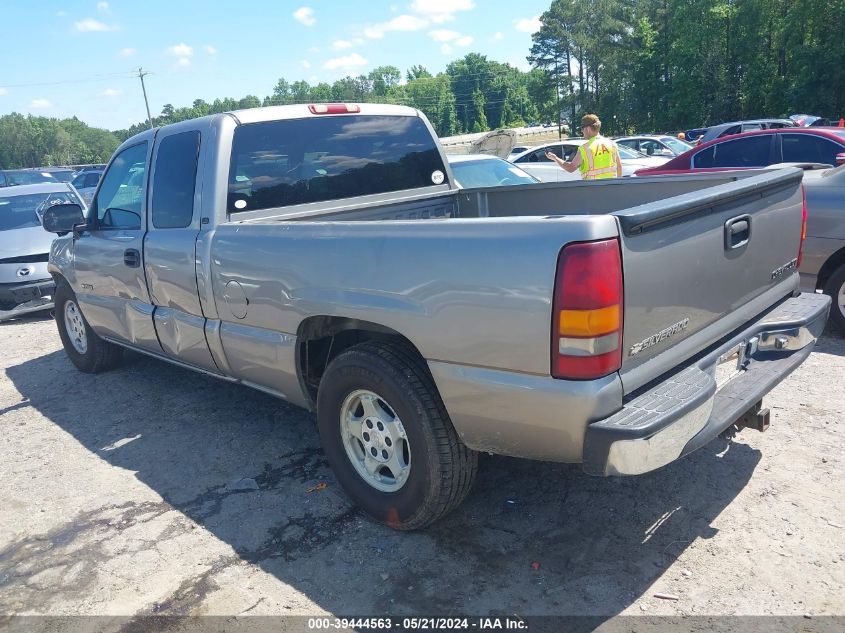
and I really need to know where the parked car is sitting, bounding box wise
[616,135,693,157]
[635,128,845,176]
[446,154,538,188]
[0,170,58,188]
[799,164,845,332]
[509,140,669,181]
[40,167,76,183]
[505,145,534,161]
[696,118,797,145]
[70,168,104,205]
[42,103,827,529]
[0,183,85,320]
[684,127,709,144]
[790,114,831,127]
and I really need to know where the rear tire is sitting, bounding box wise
[54,282,123,373]
[316,342,477,530]
[823,264,845,333]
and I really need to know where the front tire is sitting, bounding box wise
[54,282,123,373]
[316,342,477,530]
[823,264,845,333]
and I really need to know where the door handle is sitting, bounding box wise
[124,248,141,268]
[724,215,751,250]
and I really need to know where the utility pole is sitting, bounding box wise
[137,67,153,129]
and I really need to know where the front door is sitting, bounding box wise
[73,139,162,352]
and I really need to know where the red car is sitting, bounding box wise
[635,127,845,176]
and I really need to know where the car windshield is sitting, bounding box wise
[3,171,58,186]
[0,191,80,231]
[661,137,693,153]
[449,158,537,188]
[617,145,646,159]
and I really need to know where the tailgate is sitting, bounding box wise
[614,168,805,393]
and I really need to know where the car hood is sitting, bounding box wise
[0,225,54,259]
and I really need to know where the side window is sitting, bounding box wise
[95,142,148,230]
[781,134,843,164]
[151,131,200,229]
[703,136,772,168]
[741,123,763,133]
[717,125,741,139]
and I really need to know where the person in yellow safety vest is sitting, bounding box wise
[545,114,622,180]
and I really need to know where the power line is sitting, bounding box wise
[0,73,138,89]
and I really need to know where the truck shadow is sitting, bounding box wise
[3,347,765,619]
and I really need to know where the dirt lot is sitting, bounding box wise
[1,313,844,627]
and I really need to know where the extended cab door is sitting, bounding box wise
[143,123,219,373]
[73,139,162,351]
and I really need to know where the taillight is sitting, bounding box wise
[797,184,807,267]
[308,103,361,114]
[552,239,623,380]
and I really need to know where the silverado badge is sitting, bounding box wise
[629,318,691,356]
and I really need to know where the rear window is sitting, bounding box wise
[227,115,448,213]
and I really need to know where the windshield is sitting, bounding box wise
[450,158,537,188]
[0,191,81,231]
[661,137,693,153]
[3,171,58,187]
[617,145,646,159]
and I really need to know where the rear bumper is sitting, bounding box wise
[0,279,55,320]
[583,292,830,476]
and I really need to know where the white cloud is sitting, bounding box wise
[429,29,460,42]
[203,45,217,54]
[429,30,471,47]
[440,44,453,55]
[293,7,316,26]
[97,2,110,13]
[515,16,542,33]
[494,31,503,41]
[365,14,428,39]
[74,17,117,32]
[0,88,7,96]
[301,60,312,69]
[323,52,367,70]
[167,43,193,57]
[56,10,67,17]
[411,0,475,23]
[165,43,193,68]
[99,88,122,97]
[119,47,136,57]
[31,99,52,109]
[332,39,354,50]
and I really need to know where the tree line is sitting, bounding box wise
[2,0,842,168]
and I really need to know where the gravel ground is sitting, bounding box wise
[0,312,843,627]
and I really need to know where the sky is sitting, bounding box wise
[0,1,550,131]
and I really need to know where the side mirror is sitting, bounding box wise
[836,153,845,166]
[42,203,86,236]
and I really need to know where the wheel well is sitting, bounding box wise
[816,245,845,290]
[296,316,427,410]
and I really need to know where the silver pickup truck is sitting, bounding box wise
[42,104,830,529]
